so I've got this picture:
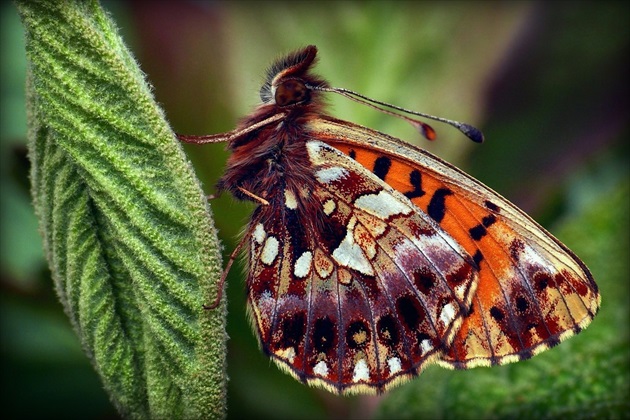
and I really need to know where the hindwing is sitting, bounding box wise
[246,139,479,394]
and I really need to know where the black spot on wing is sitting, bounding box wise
[320,216,347,253]
[485,200,500,212]
[373,156,392,180]
[482,214,496,228]
[490,306,504,321]
[285,207,311,270]
[472,250,484,266]
[428,188,453,223]
[413,268,436,294]
[515,296,529,313]
[469,214,497,241]
[404,170,425,199]
[533,272,551,291]
[377,314,400,346]
[280,312,307,350]
[397,295,424,329]
[469,225,487,241]
[346,320,370,349]
[313,317,336,354]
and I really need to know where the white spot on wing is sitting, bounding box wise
[261,236,279,265]
[408,230,443,251]
[278,347,296,363]
[332,218,374,276]
[306,140,330,164]
[315,167,349,184]
[284,189,298,210]
[294,251,313,278]
[253,223,266,244]
[306,140,323,159]
[253,290,275,321]
[355,190,412,219]
[387,357,402,375]
[313,360,329,377]
[323,199,336,216]
[522,244,555,272]
[258,290,274,308]
[454,282,469,300]
[440,302,456,326]
[421,338,434,354]
[406,232,469,275]
[353,359,370,382]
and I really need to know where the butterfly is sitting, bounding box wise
[178,45,600,395]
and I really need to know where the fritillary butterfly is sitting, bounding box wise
[178,46,600,395]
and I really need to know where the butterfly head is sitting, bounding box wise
[260,45,329,109]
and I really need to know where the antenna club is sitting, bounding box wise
[459,124,485,143]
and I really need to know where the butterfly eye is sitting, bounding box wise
[275,79,310,107]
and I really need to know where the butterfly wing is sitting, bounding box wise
[310,116,600,369]
[246,140,478,394]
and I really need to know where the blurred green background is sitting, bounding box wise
[2,1,628,418]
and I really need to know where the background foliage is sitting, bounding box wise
[1,1,628,418]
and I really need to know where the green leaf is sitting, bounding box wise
[17,1,227,418]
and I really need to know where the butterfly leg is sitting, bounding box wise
[203,229,251,310]
[203,207,269,310]
[176,113,286,144]
[237,186,270,206]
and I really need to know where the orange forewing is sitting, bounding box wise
[311,116,600,368]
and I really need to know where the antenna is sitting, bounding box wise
[310,85,484,143]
